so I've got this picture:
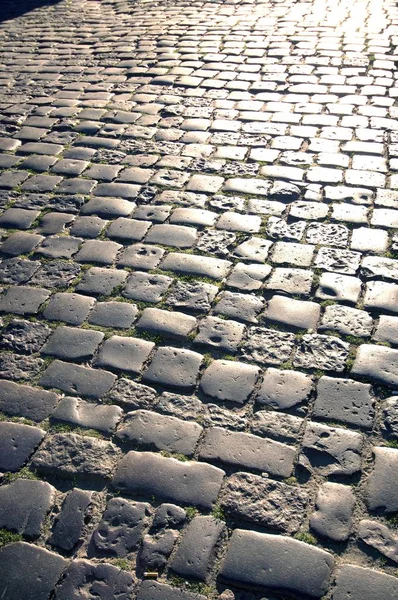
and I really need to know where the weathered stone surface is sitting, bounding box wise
[241,326,296,366]
[293,334,349,371]
[92,498,151,557]
[0,479,55,539]
[95,335,154,374]
[143,346,203,390]
[351,345,398,387]
[251,410,304,442]
[366,447,398,513]
[299,422,363,476]
[221,472,309,533]
[0,542,67,600]
[32,433,121,480]
[171,516,225,580]
[256,368,313,409]
[0,352,44,381]
[116,410,202,456]
[106,378,158,410]
[1,319,51,353]
[51,396,123,433]
[199,427,295,477]
[137,581,206,600]
[55,560,135,600]
[332,565,398,600]
[313,376,375,429]
[0,379,59,421]
[113,451,225,509]
[319,304,373,337]
[40,360,116,399]
[220,529,333,598]
[310,482,355,542]
[0,422,45,472]
[381,397,398,440]
[161,252,231,280]
[358,519,398,563]
[50,489,93,552]
[200,360,260,404]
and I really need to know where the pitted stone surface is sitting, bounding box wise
[332,565,398,600]
[0,422,45,472]
[358,520,398,563]
[50,489,93,552]
[55,560,135,600]
[310,483,355,542]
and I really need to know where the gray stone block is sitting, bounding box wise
[366,447,398,513]
[0,479,55,538]
[0,422,45,472]
[310,482,355,541]
[332,565,398,600]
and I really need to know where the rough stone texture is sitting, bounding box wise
[0,479,56,539]
[220,529,334,598]
[310,483,355,542]
[171,516,225,580]
[113,451,225,509]
[366,447,398,513]
[256,368,313,409]
[32,433,121,480]
[137,581,206,600]
[293,334,349,371]
[381,397,398,440]
[200,360,260,404]
[55,560,135,600]
[351,345,398,387]
[92,498,151,557]
[241,326,296,366]
[313,376,375,429]
[0,543,67,600]
[50,489,93,552]
[358,520,398,563]
[51,396,123,433]
[221,472,309,533]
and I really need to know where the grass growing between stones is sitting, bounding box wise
[0,529,23,547]
[294,532,317,545]
[3,467,39,483]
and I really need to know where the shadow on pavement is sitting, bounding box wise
[0,0,62,24]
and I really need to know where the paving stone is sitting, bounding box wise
[42,326,104,361]
[88,301,139,329]
[116,409,202,455]
[0,542,66,600]
[361,256,398,282]
[165,280,218,313]
[43,292,95,325]
[140,529,179,571]
[315,272,362,304]
[241,326,296,366]
[366,447,398,513]
[171,516,225,581]
[0,352,44,381]
[200,359,260,404]
[118,244,165,270]
[40,360,116,399]
[266,217,306,242]
[55,560,135,600]
[221,472,309,533]
[315,247,361,275]
[81,196,136,217]
[351,344,398,387]
[226,262,271,290]
[358,519,398,563]
[137,307,196,339]
[232,236,273,263]
[143,346,203,390]
[256,367,313,410]
[213,291,264,324]
[106,378,158,411]
[0,421,45,472]
[137,581,206,600]
[364,281,398,313]
[0,285,50,315]
[251,410,304,443]
[32,433,121,480]
[294,333,349,371]
[0,257,39,285]
[161,252,231,280]
[0,379,59,421]
[264,295,320,329]
[310,482,355,542]
[332,565,398,600]
[299,422,363,476]
[0,208,39,229]
[1,318,51,353]
[0,479,55,538]
[36,235,82,259]
[199,427,295,477]
[314,376,375,429]
[76,267,128,296]
[113,451,225,509]
[95,335,154,374]
[71,216,107,238]
[265,267,314,295]
[381,397,398,441]
[92,497,151,557]
[123,271,172,303]
[50,489,93,552]
[194,316,245,351]
[220,529,333,598]
[320,304,373,337]
[152,503,186,530]
[196,230,236,257]
[52,396,122,433]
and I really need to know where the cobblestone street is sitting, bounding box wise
[0,0,398,598]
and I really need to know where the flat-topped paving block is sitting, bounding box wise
[0,479,56,538]
[143,346,203,390]
[116,409,202,455]
[264,294,320,329]
[0,421,45,472]
[74,239,122,265]
[200,359,260,403]
[43,292,96,325]
[52,396,123,433]
[41,326,104,361]
[299,422,363,476]
[112,451,225,509]
[319,304,373,337]
[332,565,398,600]
[358,519,398,563]
[92,497,151,557]
[220,529,333,598]
[50,489,93,552]
[0,208,39,229]
[224,177,271,195]
[0,379,59,421]
[199,427,295,477]
[171,516,225,580]
[221,472,309,533]
[0,286,50,315]
[136,307,197,339]
[137,581,206,600]
[88,301,138,329]
[256,367,313,409]
[366,447,398,513]
[374,315,398,345]
[123,271,172,303]
[351,344,398,387]
[95,335,154,374]
[213,290,264,323]
[226,262,272,291]
[54,559,135,600]
[32,432,121,480]
[313,376,375,429]
[161,252,231,279]
[76,267,128,296]
[0,542,67,600]
[118,243,165,270]
[265,267,314,295]
[251,410,304,443]
[310,482,355,542]
[145,223,197,248]
[95,182,141,198]
[81,196,136,217]
[106,217,150,241]
[194,316,245,351]
[40,360,116,399]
